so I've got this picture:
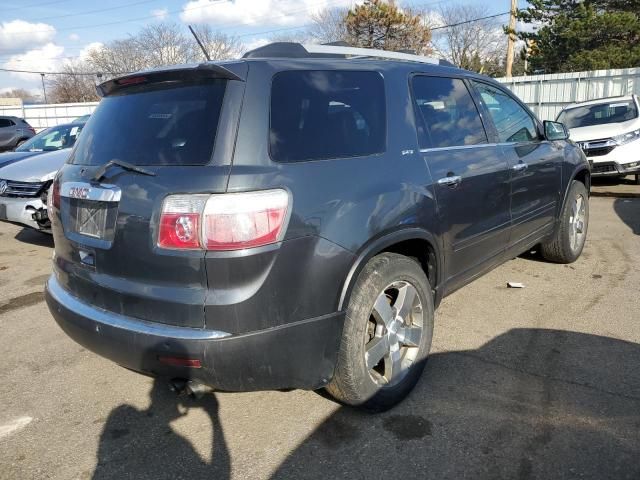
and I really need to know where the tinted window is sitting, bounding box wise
[270,71,385,162]
[71,80,226,166]
[473,82,538,143]
[0,119,13,128]
[16,124,83,152]
[557,100,638,128]
[411,76,487,149]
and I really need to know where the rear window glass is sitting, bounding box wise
[71,80,226,166]
[270,70,386,163]
[557,100,638,128]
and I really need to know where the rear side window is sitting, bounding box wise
[71,80,226,166]
[270,70,385,162]
[411,76,487,149]
[0,119,14,128]
[473,82,538,143]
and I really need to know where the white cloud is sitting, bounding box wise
[3,43,65,80]
[68,33,80,41]
[181,0,354,26]
[79,41,103,60]
[0,20,56,52]
[152,8,169,20]
[242,38,270,52]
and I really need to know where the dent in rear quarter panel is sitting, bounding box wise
[217,62,438,335]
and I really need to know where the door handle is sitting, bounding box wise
[437,175,462,187]
[512,162,528,172]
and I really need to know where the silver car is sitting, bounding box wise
[0,148,69,232]
[0,116,36,151]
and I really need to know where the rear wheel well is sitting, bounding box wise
[381,238,437,287]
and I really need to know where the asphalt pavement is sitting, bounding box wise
[0,194,639,480]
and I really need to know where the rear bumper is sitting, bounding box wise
[45,275,344,391]
[0,196,45,230]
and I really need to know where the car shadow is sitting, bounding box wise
[90,328,640,479]
[591,175,638,187]
[270,328,640,480]
[92,378,230,480]
[613,198,640,235]
[14,228,54,247]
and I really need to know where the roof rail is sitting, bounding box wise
[242,42,449,66]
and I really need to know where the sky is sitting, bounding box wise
[0,0,519,96]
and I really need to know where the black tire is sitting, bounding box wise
[541,180,589,263]
[15,139,26,148]
[326,252,434,412]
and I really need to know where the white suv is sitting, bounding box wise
[557,95,640,183]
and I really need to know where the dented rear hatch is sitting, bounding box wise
[49,63,246,329]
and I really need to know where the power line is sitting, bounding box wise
[0,0,230,37]
[431,11,510,31]
[28,0,162,23]
[0,8,513,76]
[0,0,72,12]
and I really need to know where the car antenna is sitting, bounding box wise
[188,25,211,62]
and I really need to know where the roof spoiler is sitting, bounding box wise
[96,63,243,97]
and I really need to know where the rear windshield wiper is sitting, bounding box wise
[92,159,157,182]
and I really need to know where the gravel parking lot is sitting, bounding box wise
[1,194,639,480]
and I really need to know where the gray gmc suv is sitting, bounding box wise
[45,43,590,411]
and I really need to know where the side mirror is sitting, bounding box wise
[544,120,569,141]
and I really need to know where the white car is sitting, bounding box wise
[0,149,69,232]
[557,95,640,183]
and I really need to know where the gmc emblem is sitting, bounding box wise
[69,186,90,199]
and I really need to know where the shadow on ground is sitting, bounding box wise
[613,198,640,235]
[92,329,640,479]
[14,228,54,247]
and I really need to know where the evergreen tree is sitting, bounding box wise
[514,0,640,73]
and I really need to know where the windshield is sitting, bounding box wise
[70,80,227,166]
[16,124,84,152]
[557,100,638,128]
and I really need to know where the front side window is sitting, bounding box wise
[473,82,538,143]
[411,76,487,149]
[270,70,386,162]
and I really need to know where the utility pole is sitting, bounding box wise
[505,0,518,78]
[40,73,48,103]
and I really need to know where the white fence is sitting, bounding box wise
[0,102,98,131]
[497,67,640,120]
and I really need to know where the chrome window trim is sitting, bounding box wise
[419,142,515,153]
[60,181,122,202]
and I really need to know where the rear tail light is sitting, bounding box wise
[28,127,36,134]
[49,177,60,210]
[158,189,289,251]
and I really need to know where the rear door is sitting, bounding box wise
[51,67,245,329]
[411,75,511,292]
[471,81,562,248]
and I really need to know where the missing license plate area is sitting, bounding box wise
[69,199,116,240]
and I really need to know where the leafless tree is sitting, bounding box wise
[0,88,37,102]
[189,25,243,60]
[47,61,100,103]
[432,4,505,75]
[86,38,147,76]
[308,7,349,44]
[135,22,196,67]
